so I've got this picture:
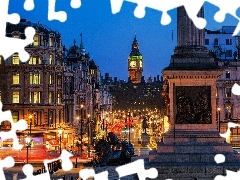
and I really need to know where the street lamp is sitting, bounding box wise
[25,134,31,164]
[217,107,221,132]
[87,114,90,157]
[128,112,131,143]
[28,114,32,137]
[58,127,63,154]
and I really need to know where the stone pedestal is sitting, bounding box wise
[147,129,240,179]
[141,133,149,147]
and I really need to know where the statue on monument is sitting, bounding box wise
[141,117,148,133]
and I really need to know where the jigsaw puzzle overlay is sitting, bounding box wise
[0,0,240,179]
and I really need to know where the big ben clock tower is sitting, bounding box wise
[128,34,143,84]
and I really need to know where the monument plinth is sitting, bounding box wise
[147,6,240,179]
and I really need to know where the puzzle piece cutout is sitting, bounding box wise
[116,159,158,180]
[214,154,240,180]
[23,0,82,22]
[0,102,28,150]
[110,0,240,34]
[0,0,35,62]
[20,150,73,180]
[79,169,109,180]
[0,156,15,180]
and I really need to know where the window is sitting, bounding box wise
[225,105,232,119]
[33,35,39,46]
[225,88,231,97]
[49,36,54,47]
[0,56,2,64]
[12,92,19,103]
[30,73,41,84]
[49,74,53,84]
[12,111,19,123]
[57,93,61,104]
[205,39,209,45]
[12,53,19,64]
[29,92,41,103]
[49,54,53,64]
[214,38,218,46]
[226,39,232,45]
[226,50,232,57]
[0,91,1,102]
[226,71,230,79]
[57,75,62,86]
[49,91,54,103]
[12,73,20,84]
[29,56,42,64]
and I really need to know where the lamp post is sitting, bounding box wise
[217,107,221,132]
[28,114,32,137]
[128,112,130,143]
[87,114,90,157]
[58,128,63,154]
[25,134,31,164]
[79,104,84,156]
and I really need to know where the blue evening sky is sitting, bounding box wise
[9,0,239,80]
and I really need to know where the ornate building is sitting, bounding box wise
[204,26,240,145]
[64,35,101,145]
[0,19,74,147]
[128,34,143,84]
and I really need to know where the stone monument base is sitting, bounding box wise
[147,130,240,179]
[141,133,150,147]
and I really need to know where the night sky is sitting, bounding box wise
[9,0,239,80]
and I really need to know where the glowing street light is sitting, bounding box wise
[58,127,63,154]
[25,134,31,164]
[87,114,91,157]
[217,107,221,132]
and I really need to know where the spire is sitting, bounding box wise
[74,39,76,46]
[130,33,141,56]
[79,33,86,55]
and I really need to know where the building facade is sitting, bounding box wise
[0,19,74,148]
[64,36,101,145]
[204,26,240,145]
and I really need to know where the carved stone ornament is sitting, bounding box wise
[175,86,211,124]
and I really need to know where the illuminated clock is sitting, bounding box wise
[130,61,136,67]
[139,61,142,67]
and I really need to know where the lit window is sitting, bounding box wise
[57,93,61,104]
[33,35,39,46]
[226,71,230,79]
[0,91,1,102]
[12,73,20,84]
[12,53,19,64]
[49,54,53,64]
[225,88,231,97]
[12,92,19,103]
[49,91,54,103]
[225,105,232,119]
[0,56,2,64]
[49,74,53,84]
[30,91,41,103]
[12,111,19,123]
[30,73,41,84]
[29,56,42,64]
[49,36,54,47]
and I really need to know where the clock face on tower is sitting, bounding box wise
[130,61,136,68]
